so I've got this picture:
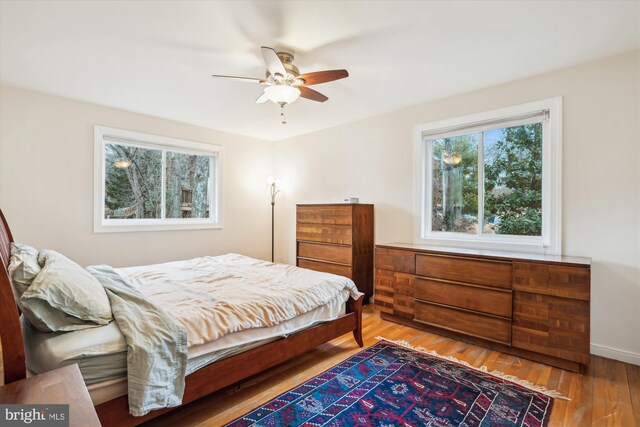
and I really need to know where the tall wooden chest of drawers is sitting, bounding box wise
[296,204,374,303]
[374,243,591,372]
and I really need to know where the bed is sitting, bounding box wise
[0,209,364,426]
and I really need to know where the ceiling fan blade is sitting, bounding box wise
[256,91,270,104]
[298,70,349,86]
[261,46,287,78]
[211,74,266,84]
[299,86,328,103]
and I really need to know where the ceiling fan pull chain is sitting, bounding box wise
[280,103,287,125]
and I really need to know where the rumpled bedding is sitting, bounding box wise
[87,254,362,416]
[116,253,362,347]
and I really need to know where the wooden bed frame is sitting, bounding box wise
[0,209,364,426]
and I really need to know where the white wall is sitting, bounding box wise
[0,86,274,267]
[274,50,640,364]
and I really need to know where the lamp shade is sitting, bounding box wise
[265,85,301,104]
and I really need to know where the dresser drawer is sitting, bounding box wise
[414,301,511,345]
[297,258,352,278]
[416,254,512,289]
[298,242,352,265]
[375,268,415,319]
[297,205,352,225]
[512,291,590,364]
[375,247,415,274]
[374,269,395,315]
[414,278,512,318]
[513,262,590,301]
[296,224,353,245]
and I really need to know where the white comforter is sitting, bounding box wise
[116,253,362,348]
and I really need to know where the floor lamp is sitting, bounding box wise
[267,177,281,262]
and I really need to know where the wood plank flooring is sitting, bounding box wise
[1,305,638,426]
[142,306,639,427]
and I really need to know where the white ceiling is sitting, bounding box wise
[1,1,638,141]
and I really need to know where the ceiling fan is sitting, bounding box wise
[212,46,349,124]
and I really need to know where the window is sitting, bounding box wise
[94,126,221,232]
[416,98,562,254]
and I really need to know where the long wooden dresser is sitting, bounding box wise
[374,243,591,372]
[296,204,374,303]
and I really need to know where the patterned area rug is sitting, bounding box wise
[226,339,559,427]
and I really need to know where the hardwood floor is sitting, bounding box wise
[142,306,640,427]
[2,306,638,426]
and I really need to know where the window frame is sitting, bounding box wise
[414,97,562,254]
[93,126,223,233]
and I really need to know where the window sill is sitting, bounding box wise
[416,235,558,256]
[94,223,223,233]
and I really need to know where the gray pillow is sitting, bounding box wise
[7,242,42,301]
[20,250,113,332]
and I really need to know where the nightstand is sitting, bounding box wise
[0,363,101,426]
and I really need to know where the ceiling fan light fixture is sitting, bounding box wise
[212,46,348,123]
[265,85,301,105]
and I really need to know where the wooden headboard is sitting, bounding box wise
[0,209,26,384]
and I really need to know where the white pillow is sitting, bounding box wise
[7,242,42,300]
[21,250,113,332]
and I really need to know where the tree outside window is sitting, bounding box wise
[484,124,542,236]
[104,143,214,221]
[428,123,543,238]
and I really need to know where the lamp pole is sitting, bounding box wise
[271,200,275,262]
[269,178,280,262]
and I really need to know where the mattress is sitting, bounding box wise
[24,289,349,404]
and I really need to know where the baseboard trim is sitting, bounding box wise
[591,343,640,366]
